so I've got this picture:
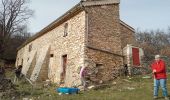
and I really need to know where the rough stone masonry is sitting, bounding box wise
[16,0,136,87]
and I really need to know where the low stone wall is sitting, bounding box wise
[85,47,123,82]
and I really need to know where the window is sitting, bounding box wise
[21,59,23,66]
[96,64,103,67]
[50,54,54,57]
[17,58,19,66]
[29,44,32,52]
[63,23,68,37]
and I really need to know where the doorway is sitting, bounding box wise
[60,55,67,84]
[132,48,140,66]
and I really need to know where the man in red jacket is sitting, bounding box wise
[151,55,169,100]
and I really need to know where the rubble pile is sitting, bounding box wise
[0,76,17,99]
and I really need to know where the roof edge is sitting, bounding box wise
[17,2,83,50]
[17,1,135,51]
[120,20,135,32]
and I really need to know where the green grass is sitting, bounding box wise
[2,70,170,100]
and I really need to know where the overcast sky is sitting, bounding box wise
[28,0,170,33]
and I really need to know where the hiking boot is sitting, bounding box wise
[165,97,169,100]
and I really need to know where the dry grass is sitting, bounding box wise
[1,70,170,100]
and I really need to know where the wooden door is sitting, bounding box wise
[132,48,140,66]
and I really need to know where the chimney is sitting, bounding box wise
[84,0,122,55]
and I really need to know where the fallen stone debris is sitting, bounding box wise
[142,75,151,79]
[125,87,135,91]
[0,78,18,99]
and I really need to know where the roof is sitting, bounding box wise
[120,20,135,32]
[18,2,82,50]
[18,0,134,50]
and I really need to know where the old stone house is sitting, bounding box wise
[16,0,137,86]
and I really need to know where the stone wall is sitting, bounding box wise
[120,23,136,48]
[16,1,136,86]
[16,48,25,67]
[16,11,86,86]
[85,48,123,81]
[86,4,122,55]
[84,4,124,82]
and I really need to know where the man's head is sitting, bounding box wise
[155,55,160,61]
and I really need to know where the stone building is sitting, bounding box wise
[16,0,136,86]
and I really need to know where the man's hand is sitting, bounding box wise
[153,69,156,73]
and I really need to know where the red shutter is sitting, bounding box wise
[132,48,140,66]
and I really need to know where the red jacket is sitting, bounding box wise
[151,59,167,79]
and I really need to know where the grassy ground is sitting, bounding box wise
[2,70,170,100]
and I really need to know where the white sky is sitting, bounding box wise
[28,0,170,33]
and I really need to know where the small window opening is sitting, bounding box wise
[96,64,103,67]
[63,23,68,37]
[21,59,23,66]
[50,54,54,57]
[29,44,32,52]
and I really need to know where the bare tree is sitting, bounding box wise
[136,28,170,65]
[0,0,33,59]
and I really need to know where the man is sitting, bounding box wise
[79,62,90,91]
[80,66,87,90]
[151,55,169,100]
[14,65,22,83]
[124,64,128,76]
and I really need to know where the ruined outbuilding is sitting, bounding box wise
[16,0,137,86]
